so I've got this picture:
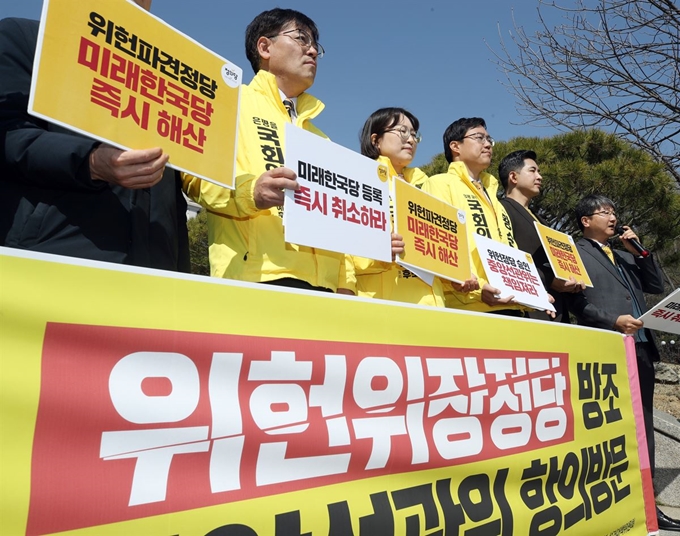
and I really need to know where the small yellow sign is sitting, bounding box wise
[29,0,241,188]
[534,222,593,286]
[393,178,472,284]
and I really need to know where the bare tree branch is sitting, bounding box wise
[493,0,680,184]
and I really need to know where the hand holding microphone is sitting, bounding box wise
[615,225,649,257]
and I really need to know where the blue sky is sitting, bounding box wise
[2,0,564,167]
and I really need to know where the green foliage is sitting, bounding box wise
[420,153,449,177]
[421,129,680,254]
[187,209,210,276]
[496,130,680,254]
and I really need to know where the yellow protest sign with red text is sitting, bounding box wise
[394,178,472,284]
[535,222,593,286]
[29,0,241,188]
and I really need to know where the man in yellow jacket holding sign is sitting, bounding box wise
[184,9,353,293]
[422,117,525,315]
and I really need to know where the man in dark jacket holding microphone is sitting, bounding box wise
[569,194,679,532]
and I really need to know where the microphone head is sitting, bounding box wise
[614,225,625,235]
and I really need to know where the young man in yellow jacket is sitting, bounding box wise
[184,9,353,293]
[422,117,525,315]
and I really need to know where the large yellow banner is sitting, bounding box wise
[29,0,241,188]
[0,248,655,535]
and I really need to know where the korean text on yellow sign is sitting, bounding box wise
[0,248,655,535]
[29,0,241,188]
[535,222,593,286]
[394,178,471,284]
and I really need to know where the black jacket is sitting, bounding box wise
[500,196,570,322]
[569,238,664,361]
[0,17,189,271]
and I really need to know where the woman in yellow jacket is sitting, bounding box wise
[349,108,457,306]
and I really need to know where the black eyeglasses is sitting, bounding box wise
[266,28,325,58]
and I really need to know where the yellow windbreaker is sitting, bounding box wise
[183,70,353,291]
[422,161,522,313]
[347,156,445,307]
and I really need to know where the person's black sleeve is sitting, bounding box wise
[0,17,102,192]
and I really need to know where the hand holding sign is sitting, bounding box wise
[637,288,680,335]
[481,283,516,306]
[60,0,164,191]
[391,233,405,261]
[254,167,299,210]
[90,145,169,189]
[615,314,644,335]
[550,276,586,294]
[451,274,480,294]
[476,235,555,313]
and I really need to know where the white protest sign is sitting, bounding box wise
[284,124,391,262]
[475,235,555,312]
[638,288,680,335]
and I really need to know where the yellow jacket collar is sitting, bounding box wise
[377,155,423,185]
[249,70,325,120]
[447,161,498,193]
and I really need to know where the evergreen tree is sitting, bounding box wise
[187,210,210,276]
[423,129,680,253]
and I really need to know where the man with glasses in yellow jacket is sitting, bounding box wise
[184,8,353,293]
[422,117,526,316]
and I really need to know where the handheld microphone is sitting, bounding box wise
[615,225,649,257]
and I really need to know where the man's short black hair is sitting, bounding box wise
[359,107,420,160]
[245,8,319,74]
[442,117,486,163]
[498,149,537,190]
[575,194,616,231]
